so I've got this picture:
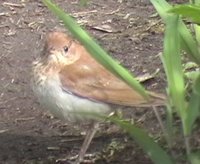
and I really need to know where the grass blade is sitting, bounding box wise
[108,116,174,164]
[42,0,148,99]
[184,74,200,135]
[150,0,200,65]
[162,15,186,115]
[80,111,174,164]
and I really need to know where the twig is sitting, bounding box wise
[72,10,97,18]
[104,8,120,15]
[2,2,25,8]
[0,129,9,133]
[47,146,60,151]
[0,12,10,16]
[15,117,35,122]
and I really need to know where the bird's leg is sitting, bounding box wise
[76,122,99,163]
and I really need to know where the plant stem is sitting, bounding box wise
[184,135,191,156]
[153,106,172,148]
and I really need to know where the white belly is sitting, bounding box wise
[32,74,111,122]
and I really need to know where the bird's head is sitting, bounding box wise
[42,31,80,68]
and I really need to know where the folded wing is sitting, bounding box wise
[59,41,165,107]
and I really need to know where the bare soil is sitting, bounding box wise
[0,0,168,163]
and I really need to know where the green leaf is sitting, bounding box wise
[108,116,174,164]
[168,4,200,24]
[149,0,171,21]
[42,0,148,99]
[184,87,200,135]
[183,70,200,136]
[189,151,200,164]
[194,25,200,46]
[179,21,200,64]
[169,3,200,46]
[150,0,200,66]
[183,73,200,135]
[162,15,186,116]
[185,71,200,81]
[70,111,174,164]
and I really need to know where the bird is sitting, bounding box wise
[32,31,165,163]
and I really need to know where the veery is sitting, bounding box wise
[32,31,165,163]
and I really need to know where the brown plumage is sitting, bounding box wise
[32,31,165,163]
[46,31,165,106]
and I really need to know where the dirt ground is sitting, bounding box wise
[0,0,169,163]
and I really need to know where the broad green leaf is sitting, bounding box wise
[168,5,200,23]
[162,15,186,116]
[42,0,148,99]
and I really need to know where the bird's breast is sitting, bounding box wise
[32,65,110,122]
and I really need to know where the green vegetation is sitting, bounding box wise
[43,0,200,163]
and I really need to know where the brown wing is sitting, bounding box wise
[59,41,165,107]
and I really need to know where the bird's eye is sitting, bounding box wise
[63,46,68,53]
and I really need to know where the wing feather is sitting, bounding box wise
[59,41,165,107]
